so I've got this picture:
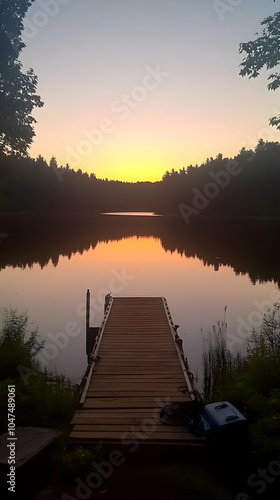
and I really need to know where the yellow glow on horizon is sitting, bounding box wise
[80,133,172,182]
[31,107,241,182]
[29,109,259,183]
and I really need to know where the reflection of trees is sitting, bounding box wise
[0,214,98,271]
[159,216,280,287]
[1,214,280,287]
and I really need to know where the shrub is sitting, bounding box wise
[0,309,78,434]
[202,305,280,459]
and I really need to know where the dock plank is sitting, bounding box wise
[69,297,203,448]
[70,431,204,443]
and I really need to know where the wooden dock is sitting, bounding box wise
[70,296,205,448]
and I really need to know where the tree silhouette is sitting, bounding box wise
[49,156,58,170]
[239,9,280,129]
[0,0,43,156]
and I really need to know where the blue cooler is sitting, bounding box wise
[198,401,247,436]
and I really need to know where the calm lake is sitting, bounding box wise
[1,213,280,393]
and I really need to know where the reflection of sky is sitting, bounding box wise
[20,0,279,181]
[0,235,278,386]
[102,212,161,216]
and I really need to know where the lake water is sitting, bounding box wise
[102,212,161,216]
[1,213,280,393]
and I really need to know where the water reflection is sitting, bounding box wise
[1,213,280,384]
[0,213,280,286]
[102,212,161,216]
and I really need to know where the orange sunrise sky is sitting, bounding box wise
[20,0,280,182]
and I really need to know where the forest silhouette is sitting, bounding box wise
[1,139,280,217]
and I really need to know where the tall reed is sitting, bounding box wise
[202,308,246,401]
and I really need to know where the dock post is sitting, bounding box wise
[86,289,90,335]
[104,292,111,314]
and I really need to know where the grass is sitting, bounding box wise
[0,308,79,434]
[162,462,234,500]
[202,304,280,462]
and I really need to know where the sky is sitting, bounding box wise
[20,0,280,182]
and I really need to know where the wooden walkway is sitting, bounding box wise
[70,297,204,447]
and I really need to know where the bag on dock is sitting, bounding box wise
[159,400,205,434]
